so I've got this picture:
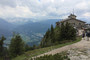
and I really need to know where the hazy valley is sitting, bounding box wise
[0,18,60,46]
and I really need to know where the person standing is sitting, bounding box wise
[82,32,85,40]
[88,31,90,41]
[86,31,90,41]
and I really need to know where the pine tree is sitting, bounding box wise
[64,22,71,40]
[33,45,36,49]
[40,22,76,47]
[9,34,25,58]
[70,26,76,40]
[65,22,76,40]
[54,25,61,42]
[50,25,55,43]
[50,25,54,32]
[60,22,65,41]
[0,36,6,59]
[60,22,76,41]
[25,44,33,51]
[40,29,51,47]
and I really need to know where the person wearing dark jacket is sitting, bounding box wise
[82,33,85,40]
[86,32,90,41]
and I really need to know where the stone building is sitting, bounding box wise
[56,14,86,29]
[56,14,90,36]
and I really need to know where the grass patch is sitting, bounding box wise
[32,52,70,60]
[13,37,81,60]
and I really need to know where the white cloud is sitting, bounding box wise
[76,1,88,10]
[0,0,90,22]
[0,6,36,18]
[83,12,90,17]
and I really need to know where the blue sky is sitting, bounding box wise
[0,0,90,23]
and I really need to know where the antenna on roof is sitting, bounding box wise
[73,9,74,15]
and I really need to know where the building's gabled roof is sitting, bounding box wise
[68,14,77,17]
[57,14,86,23]
[59,18,70,23]
[75,19,86,23]
[59,18,86,23]
[60,14,86,23]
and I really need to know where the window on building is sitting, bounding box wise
[79,23,81,25]
[73,23,75,25]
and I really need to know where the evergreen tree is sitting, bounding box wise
[45,29,50,39]
[60,22,76,41]
[40,22,76,47]
[64,22,71,40]
[65,22,76,40]
[50,25,55,43]
[70,26,76,40]
[25,44,30,52]
[60,22,65,41]
[40,29,51,47]
[0,36,6,59]
[25,44,33,51]
[54,25,61,43]
[9,34,25,58]
[33,45,36,49]
[51,25,54,33]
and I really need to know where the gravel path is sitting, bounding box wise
[32,37,90,59]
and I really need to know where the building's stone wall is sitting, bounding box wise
[62,19,85,29]
[56,14,86,29]
[56,14,90,36]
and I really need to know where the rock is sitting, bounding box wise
[70,56,81,60]
[79,55,88,59]
[67,49,90,60]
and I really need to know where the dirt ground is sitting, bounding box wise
[32,37,90,60]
